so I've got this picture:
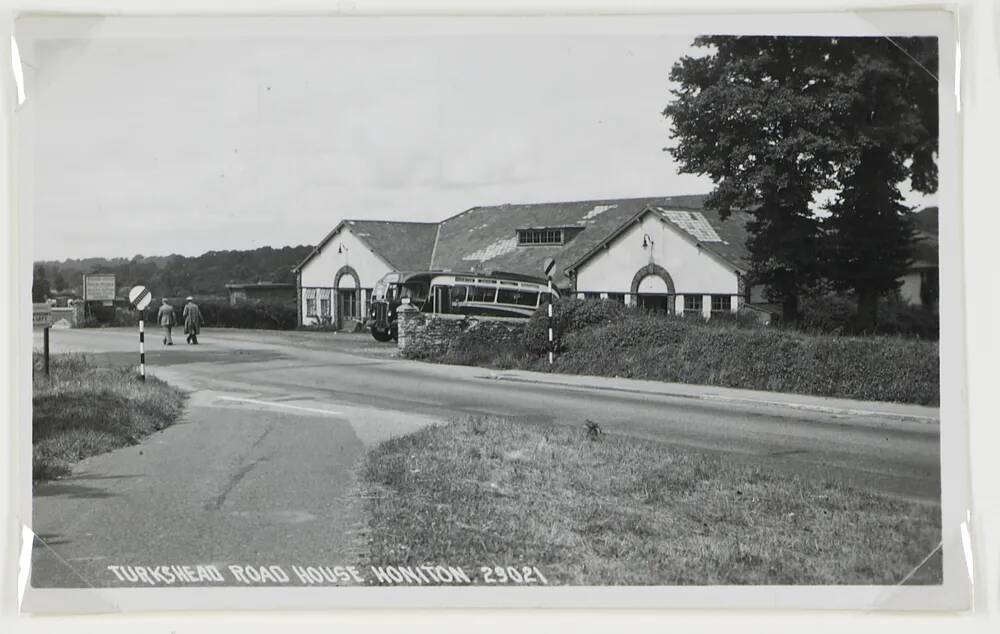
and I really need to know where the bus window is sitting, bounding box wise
[497,288,539,307]
[431,285,451,314]
[450,285,469,303]
[400,284,422,300]
[517,291,539,307]
[496,288,519,304]
[469,285,497,303]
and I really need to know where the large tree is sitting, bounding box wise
[664,36,938,325]
[32,265,50,303]
[665,37,842,321]
[822,37,938,330]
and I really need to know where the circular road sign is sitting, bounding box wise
[542,257,556,278]
[128,285,152,310]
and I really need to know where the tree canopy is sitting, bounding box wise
[35,245,314,300]
[664,36,938,326]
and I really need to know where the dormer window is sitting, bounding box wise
[517,228,564,246]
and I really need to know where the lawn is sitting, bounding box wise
[32,353,188,481]
[361,416,941,585]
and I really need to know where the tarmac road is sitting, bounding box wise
[28,326,941,589]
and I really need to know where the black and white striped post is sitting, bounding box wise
[128,285,152,383]
[547,278,554,365]
[138,319,146,382]
[543,258,556,365]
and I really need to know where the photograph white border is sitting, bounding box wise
[5,6,973,618]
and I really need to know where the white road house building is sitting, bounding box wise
[294,220,438,327]
[564,204,754,319]
[294,195,765,327]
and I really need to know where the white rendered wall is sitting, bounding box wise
[898,271,923,305]
[574,212,740,296]
[298,225,394,325]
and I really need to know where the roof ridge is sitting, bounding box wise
[449,194,704,211]
[345,219,439,226]
[432,195,708,228]
[435,205,483,225]
[429,223,442,269]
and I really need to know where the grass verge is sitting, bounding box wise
[32,353,188,481]
[362,416,941,585]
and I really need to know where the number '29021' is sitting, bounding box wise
[479,566,548,584]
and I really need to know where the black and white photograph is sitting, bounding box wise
[12,12,967,612]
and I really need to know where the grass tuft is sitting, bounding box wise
[32,353,187,481]
[360,415,941,585]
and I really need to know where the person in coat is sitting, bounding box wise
[183,296,204,344]
[157,298,176,345]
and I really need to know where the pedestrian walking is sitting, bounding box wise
[183,296,204,344]
[157,298,176,345]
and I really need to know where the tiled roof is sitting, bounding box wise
[430,195,716,284]
[294,220,438,272]
[344,220,438,270]
[653,207,753,272]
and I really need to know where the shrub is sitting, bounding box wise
[800,293,856,334]
[421,300,939,404]
[115,300,297,330]
[524,298,629,354]
[548,312,939,405]
[874,300,939,340]
[800,292,938,340]
[198,301,298,330]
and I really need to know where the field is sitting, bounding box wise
[32,353,188,481]
[361,416,941,585]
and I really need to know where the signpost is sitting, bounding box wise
[83,274,117,323]
[542,258,556,365]
[128,285,152,382]
[33,303,53,376]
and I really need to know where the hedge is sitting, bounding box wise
[437,299,939,405]
[554,314,938,405]
[111,300,298,330]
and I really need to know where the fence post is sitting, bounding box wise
[43,326,50,376]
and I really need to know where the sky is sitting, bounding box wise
[24,23,717,261]
[23,19,936,262]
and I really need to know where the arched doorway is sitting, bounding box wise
[334,266,361,329]
[630,264,676,313]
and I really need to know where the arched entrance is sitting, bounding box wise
[334,265,361,329]
[630,264,676,313]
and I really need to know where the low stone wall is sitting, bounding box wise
[397,307,526,359]
[47,305,83,328]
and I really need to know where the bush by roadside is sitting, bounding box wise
[107,300,298,330]
[555,314,938,404]
[523,298,629,354]
[800,293,939,340]
[32,353,188,481]
[360,416,941,585]
[422,299,939,405]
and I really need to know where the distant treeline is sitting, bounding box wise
[34,245,314,299]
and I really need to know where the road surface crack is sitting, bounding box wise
[204,425,273,511]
